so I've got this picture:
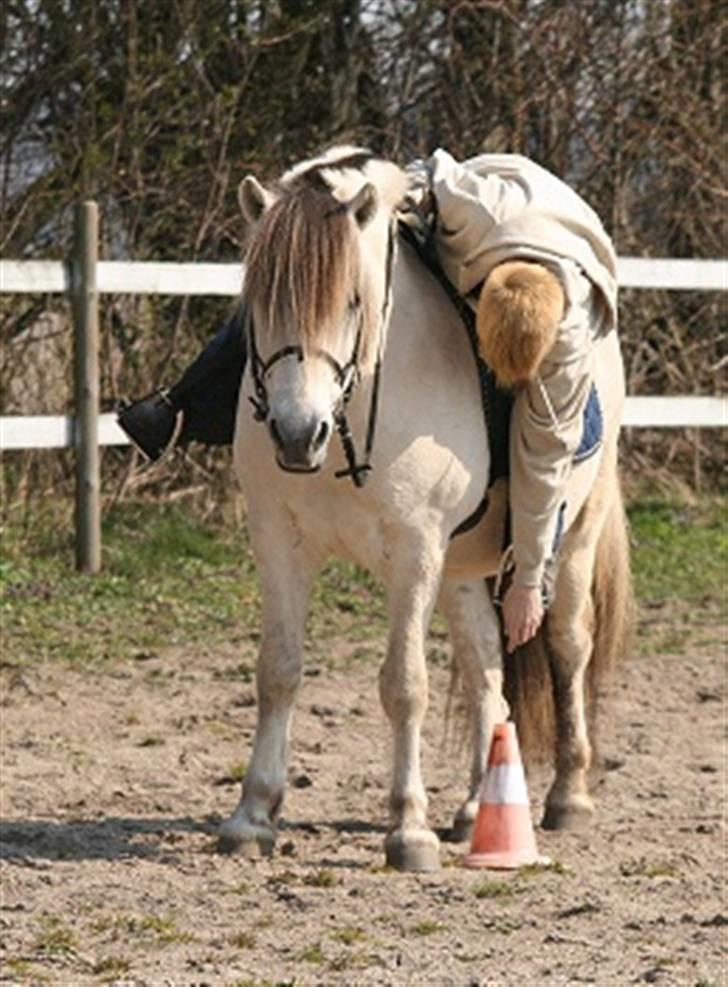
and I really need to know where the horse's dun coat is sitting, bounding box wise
[220,146,632,871]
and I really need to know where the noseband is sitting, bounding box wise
[246,224,395,489]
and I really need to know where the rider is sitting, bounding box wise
[117,149,618,653]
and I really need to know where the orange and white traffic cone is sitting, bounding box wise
[463,721,549,869]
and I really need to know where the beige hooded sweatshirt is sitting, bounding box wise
[426,149,618,588]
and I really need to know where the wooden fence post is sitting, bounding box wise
[72,201,101,573]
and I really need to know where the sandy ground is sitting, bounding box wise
[0,624,725,986]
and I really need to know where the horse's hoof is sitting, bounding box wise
[541,799,594,832]
[217,817,275,857]
[385,829,440,872]
[447,817,475,844]
[446,799,479,843]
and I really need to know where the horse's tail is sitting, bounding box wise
[587,478,634,756]
[504,476,633,766]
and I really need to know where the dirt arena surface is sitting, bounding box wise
[1,626,724,986]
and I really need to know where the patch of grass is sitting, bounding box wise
[1,502,259,666]
[89,915,115,935]
[329,950,383,971]
[92,955,132,976]
[473,879,517,899]
[303,868,337,888]
[620,857,679,879]
[299,943,325,963]
[5,958,34,978]
[225,880,250,896]
[490,917,522,934]
[33,914,77,953]
[3,494,723,668]
[308,559,387,644]
[132,913,195,944]
[411,920,444,936]
[1,499,391,668]
[331,926,368,945]
[95,912,194,946]
[226,761,248,782]
[627,495,726,655]
[229,930,257,949]
[267,869,298,886]
[628,497,727,607]
[518,860,567,877]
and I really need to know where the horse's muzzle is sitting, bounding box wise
[269,416,331,473]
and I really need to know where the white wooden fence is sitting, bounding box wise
[1,202,726,570]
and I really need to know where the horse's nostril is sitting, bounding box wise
[312,420,330,452]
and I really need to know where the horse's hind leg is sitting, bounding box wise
[542,468,630,830]
[219,518,319,856]
[379,533,446,872]
[438,580,508,842]
[542,534,599,830]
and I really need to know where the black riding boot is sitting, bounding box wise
[117,309,247,461]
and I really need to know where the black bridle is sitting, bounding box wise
[246,223,395,489]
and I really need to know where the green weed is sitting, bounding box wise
[620,857,679,879]
[92,955,132,976]
[299,943,325,963]
[411,920,444,935]
[304,868,337,888]
[473,879,517,899]
[33,914,77,953]
[329,950,382,971]
[226,761,248,782]
[5,958,34,978]
[331,926,368,945]
[518,860,567,877]
[229,930,257,949]
[94,912,195,945]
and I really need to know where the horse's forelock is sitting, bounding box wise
[244,183,378,364]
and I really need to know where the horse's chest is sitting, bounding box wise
[287,487,390,573]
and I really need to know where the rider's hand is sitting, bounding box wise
[502,584,544,653]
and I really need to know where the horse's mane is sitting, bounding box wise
[243,147,408,369]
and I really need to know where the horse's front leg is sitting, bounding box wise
[218,518,319,856]
[438,579,508,842]
[379,532,446,872]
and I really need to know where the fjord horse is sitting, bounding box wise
[219,147,631,871]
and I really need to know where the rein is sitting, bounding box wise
[246,222,396,489]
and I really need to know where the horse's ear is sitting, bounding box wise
[238,175,274,224]
[349,182,378,228]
